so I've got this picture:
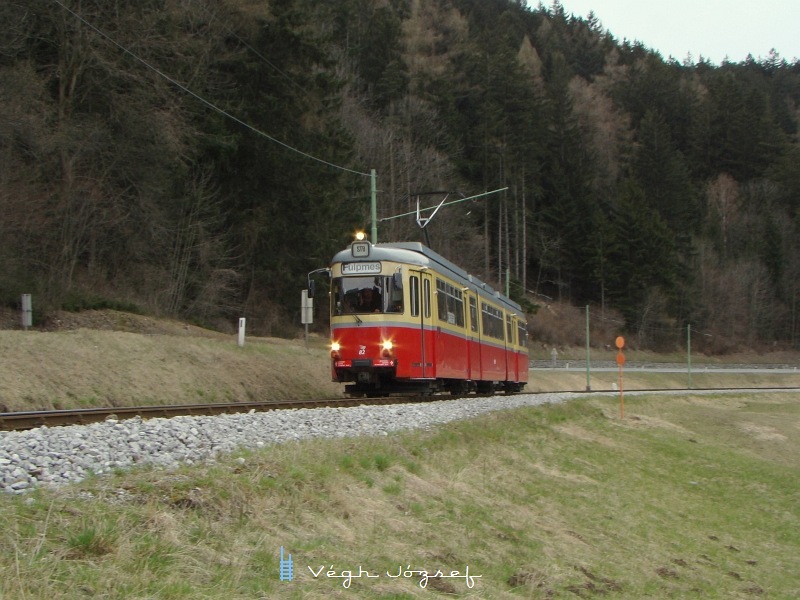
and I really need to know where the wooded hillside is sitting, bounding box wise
[2,0,799,350]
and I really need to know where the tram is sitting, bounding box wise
[328,238,528,396]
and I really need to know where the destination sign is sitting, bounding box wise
[342,262,381,275]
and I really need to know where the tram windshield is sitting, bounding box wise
[332,275,404,315]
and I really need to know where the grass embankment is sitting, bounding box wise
[0,328,341,412]
[2,392,798,598]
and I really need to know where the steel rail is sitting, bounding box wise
[0,396,412,432]
[1,387,798,432]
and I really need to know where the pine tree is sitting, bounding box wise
[632,110,698,235]
[605,180,677,330]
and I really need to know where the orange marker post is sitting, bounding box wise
[615,336,625,418]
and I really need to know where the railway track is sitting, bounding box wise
[2,386,798,432]
[0,396,422,432]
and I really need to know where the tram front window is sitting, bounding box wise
[333,276,403,315]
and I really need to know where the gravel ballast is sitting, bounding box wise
[0,392,580,493]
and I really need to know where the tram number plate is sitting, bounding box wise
[351,242,371,257]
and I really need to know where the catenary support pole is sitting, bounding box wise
[687,323,692,389]
[585,305,591,391]
[370,169,378,243]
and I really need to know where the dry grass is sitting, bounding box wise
[0,310,341,412]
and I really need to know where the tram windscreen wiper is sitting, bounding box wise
[353,314,363,324]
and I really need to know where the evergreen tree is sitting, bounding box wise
[703,68,782,180]
[631,110,698,235]
[536,51,599,301]
[2,0,800,344]
[605,180,677,330]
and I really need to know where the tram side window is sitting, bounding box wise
[436,280,448,321]
[469,296,478,332]
[518,321,528,347]
[449,290,464,327]
[423,278,431,318]
[506,315,514,345]
[410,276,419,317]
[436,279,464,327]
[388,278,404,313]
[481,302,504,340]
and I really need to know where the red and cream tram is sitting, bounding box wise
[329,239,528,396]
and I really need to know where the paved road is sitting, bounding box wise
[530,360,800,374]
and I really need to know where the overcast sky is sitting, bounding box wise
[552,1,799,64]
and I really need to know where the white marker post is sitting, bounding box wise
[21,294,32,330]
[238,317,246,347]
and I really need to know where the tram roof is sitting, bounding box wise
[332,241,523,313]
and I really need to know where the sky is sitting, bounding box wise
[553,1,800,64]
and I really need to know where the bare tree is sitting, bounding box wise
[706,173,740,262]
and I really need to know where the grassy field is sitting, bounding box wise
[1,390,798,598]
[1,310,798,597]
[526,369,800,392]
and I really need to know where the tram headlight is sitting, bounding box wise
[381,339,394,358]
[330,341,341,358]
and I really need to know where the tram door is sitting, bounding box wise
[466,293,479,380]
[409,271,435,379]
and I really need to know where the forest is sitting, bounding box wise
[1,0,799,350]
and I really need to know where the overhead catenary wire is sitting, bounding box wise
[379,188,509,222]
[51,0,371,178]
